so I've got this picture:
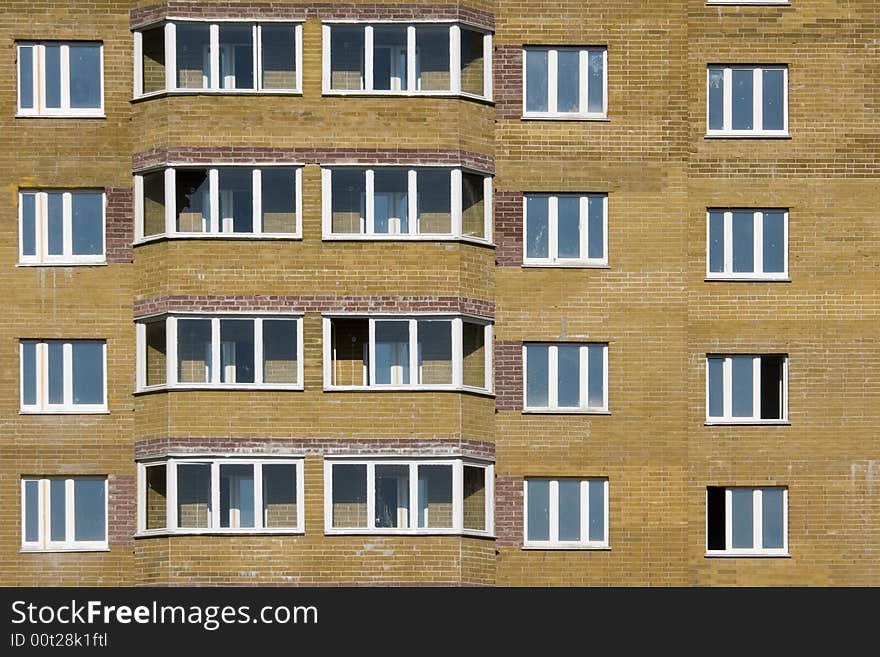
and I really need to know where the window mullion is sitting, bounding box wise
[134,175,145,240]
[580,479,589,543]
[60,45,70,110]
[254,463,264,530]
[753,488,763,550]
[723,357,732,419]
[209,24,220,90]
[406,26,416,92]
[211,318,221,384]
[483,33,492,99]
[364,26,374,92]
[451,169,462,237]
[483,176,492,241]
[253,24,261,91]
[408,169,418,235]
[136,323,145,389]
[548,345,559,409]
[136,464,146,533]
[484,324,493,391]
[452,461,463,531]
[753,68,763,132]
[753,211,764,274]
[579,196,589,261]
[365,169,375,234]
[753,356,762,420]
[723,211,733,274]
[167,459,178,530]
[209,169,219,233]
[252,169,262,235]
[62,192,72,257]
[165,168,176,236]
[724,488,733,550]
[165,23,176,90]
[548,196,558,261]
[547,50,558,114]
[210,461,220,530]
[65,478,75,546]
[722,67,732,131]
[579,49,588,114]
[408,463,418,530]
[548,480,559,543]
[366,464,376,530]
[579,345,589,410]
[167,316,178,385]
[134,31,143,97]
[254,318,264,385]
[449,25,461,94]
[295,167,303,236]
[408,319,418,386]
[368,319,376,386]
[63,342,73,406]
[452,317,463,387]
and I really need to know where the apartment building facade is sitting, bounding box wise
[1,0,877,586]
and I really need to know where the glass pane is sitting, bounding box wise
[261,25,296,89]
[141,27,165,94]
[220,320,254,384]
[263,320,298,384]
[374,321,410,385]
[416,26,449,91]
[261,169,296,233]
[71,192,103,256]
[527,479,550,541]
[330,26,364,90]
[69,44,101,108]
[732,69,754,130]
[462,322,486,388]
[175,170,210,233]
[375,464,409,529]
[763,212,785,273]
[762,69,784,131]
[218,169,253,233]
[460,28,484,96]
[731,489,754,549]
[24,480,39,542]
[525,196,549,259]
[707,357,724,418]
[417,321,452,385]
[589,479,605,542]
[463,466,486,531]
[145,465,167,530]
[588,344,605,408]
[732,211,754,273]
[557,50,579,113]
[731,356,754,418]
[588,49,604,113]
[416,170,451,233]
[331,319,369,387]
[45,44,61,108]
[176,24,210,88]
[73,479,105,541]
[760,356,784,420]
[461,172,485,239]
[525,344,549,407]
[525,49,548,112]
[219,25,254,90]
[373,26,407,91]
[761,489,784,549]
[21,193,36,256]
[48,342,64,404]
[588,195,604,259]
[558,479,580,541]
[50,479,66,542]
[373,170,408,234]
[219,464,254,528]
[557,345,580,408]
[47,192,63,256]
[21,341,37,406]
[142,171,166,237]
[417,465,453,528]
[707,67,723,130]
[72,341,103,405]
[177,319,212,383]
[331,169,366,234]
[19,45,34,109]
[332,464,367,528]
[708,211,724,273]
[262,464,297,528]
[557,196,580,259]
[177,464,211,528]
[145,321,167,386]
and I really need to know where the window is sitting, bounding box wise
[322,167,492,242]
[523,478,608,549]
[706,487,788,556]
[324,316,492,392]
[523,47,606,118]
[17,41,103,116]
[137,458,304,534]
[707,209,788,279]
[19,190,105,265]
[136,315,303,391]
[707,65,788,136]
[323,23,492,99]
[523,343,607,412]
[523,194,607,266]
[134,167,301,241]
[324,458,493,535]
[706,355,787,423]
[133,22,302,96]
[21,477,107,551]
[20,340,106,413]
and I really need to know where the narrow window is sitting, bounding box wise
[176,24,211,89]
[330,26,364,90]
[332,463,368,528]
[141,26,165,94]
[219,464,255,528]
[261,25,297,89]
[145,465,167,530]
[416,26,450,91]
[218,168,254,233]
[262,463,297,528]
[463,465,487,531]
[219,25,254,90]
[459,28,484,96]
[331,169,366,234]
[176,464,211,529]
[175,169,210,233]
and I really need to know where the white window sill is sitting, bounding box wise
[16,112,105,119]
[705,275,790,282]
[522,409,610,415]
[325,385,494,397]
[134,233,302,245]
[135,529,304,538]
[135,384,304,395]
[324,529,493,537]
[21,546,109,553]
[522,113,609,122]
[705,551,791,558]
[522,262,609,269]
[322,89,491,103]
[522,544,610,551]
[705,132,790,139]
[18,260,107,267]
[20,408,109,415]
[322,234,494,246]
[704,420,790,426]
[133,89,302,101]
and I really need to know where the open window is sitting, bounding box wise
[706,355,787,423]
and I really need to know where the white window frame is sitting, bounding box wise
[133,21,303,98]
[136,456,305,536]
[136,313,304,392]
[705,354,789,424]
[322,22,492,100]
[522,478,609,549]
[321,166,493,244]
[134,165,303,242]
[16,41,105,117]
[522,343,608,413]
[522,193,608,267]
[20,340,108,414]
[706,65,789,137]
[18,190,106,265]
[323,457,494,536]
[322,314,493,393]
[706,487,789,557]
[706,209,789,280]
[521,46,607,120]
[21,477,108,552]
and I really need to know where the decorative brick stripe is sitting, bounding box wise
[106,187,133,264]
[494,340,522,411]
[494,475,523,547]
[135,437,495,460]
[108,474,136,547]
[134,295,495,319]
[494,44,522,121]
[132,147,494,174]
[131,3,494,30]
[494,191,522,267]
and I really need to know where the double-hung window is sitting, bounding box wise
[17,41,103,116]
[523,194,607,266]
[21,477,107,551]
[523,47,606,118]
[707,65,788,136]
[20,340,106,413]
[523,343,608,412]
[706,355,787,423]
[19,190,105,265]
[706,487,788,556]
[707,209,788,280]
[524,478,608,549]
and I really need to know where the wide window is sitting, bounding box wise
[707,65,788,136]
[523,478,608,549]
[523,343,607,412]
[136,315,303,391]
[706,487,788,556]
[134,167,301,241]
[324,459,493,535]
[523,194,607,266]
[19,190,104,265]
[20,340,106,413]
[17,42,103,116]
[21,477,107,551]
[324,316,492,392]
[137,458,304,534]
[133,22,301,96]
[323,23,492,99]
[707,209,788,279]
[523,47,606,118]
[706,355,787,423]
